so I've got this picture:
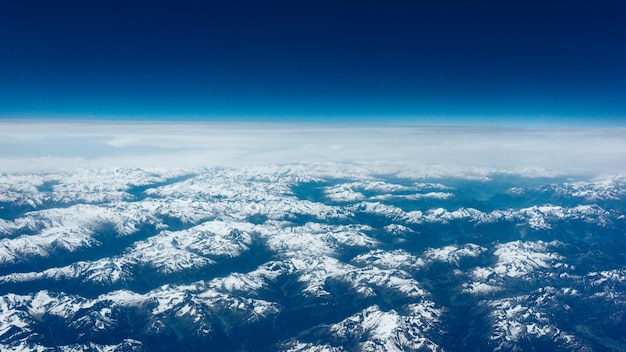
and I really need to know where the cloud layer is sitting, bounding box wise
[1,121,624,175]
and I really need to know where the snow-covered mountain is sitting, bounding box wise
[0,165,625,351]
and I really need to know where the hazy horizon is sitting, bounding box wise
[1,120,624,175]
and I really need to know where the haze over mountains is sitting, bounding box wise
[0,122,625,351]
[1,121,624,173]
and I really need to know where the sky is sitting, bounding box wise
[1,0,626,125]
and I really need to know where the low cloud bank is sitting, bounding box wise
[0,121,624,176]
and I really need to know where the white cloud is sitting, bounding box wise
[0,120,624,175]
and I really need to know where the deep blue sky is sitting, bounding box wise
[1,0,625,125]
